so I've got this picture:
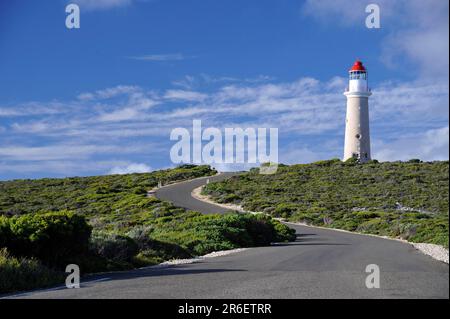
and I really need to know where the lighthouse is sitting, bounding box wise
[343,60,372,163]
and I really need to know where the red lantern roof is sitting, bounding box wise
[350,60,366,72]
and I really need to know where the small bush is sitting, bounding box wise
[0,248,64,294]
[242,214,279,246]
[271,219,297,242]
[89,232,138,263]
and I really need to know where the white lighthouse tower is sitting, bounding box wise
[343,60,372,163]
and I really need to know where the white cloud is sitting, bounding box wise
[70,0,133,11]
[109,163,152,174]
[0,144,144,161]
[77,93,95,101]
[98,107,139,122]
[8,78,447,140]
[0,160,131,176]
[373,126,449,162]
[78,85,140,101]
[302,0,372,26]
[0,145,98,161]
[382,26,449,78]
[172,75,197,90]
[75,85,159,122]
[371,81,449,126]
[0,101,70,117]
[171,74,275,91]
[164,90,207,102]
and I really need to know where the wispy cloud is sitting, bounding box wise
[1,74,448,178]
[69,0,133,11]
[128,53,189,62]
[0,160,132,176]
[77,85,140,101]
[0,144,145,161]
[172,74,274,90]
[164,90,207,102]
[0,102,71,117]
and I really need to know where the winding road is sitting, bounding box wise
[8,174,449,299]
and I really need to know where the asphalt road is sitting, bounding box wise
[155,172,237,214]
[8,174,449,299]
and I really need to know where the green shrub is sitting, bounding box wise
[271,219,297,242]
[273,203,298,218]
[312,159,341,167]
[1,211,92,267]
[241,214,278,245]
[0,248,64,294]
[0,216,13,249]
[89,232,138,263]
[149,213,296,257]
[344,157,359,164]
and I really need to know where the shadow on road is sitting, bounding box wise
[271,232,350,246]
[273,242,350,246]
[81,267,248,288]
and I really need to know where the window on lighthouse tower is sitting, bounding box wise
[350,71,367,80]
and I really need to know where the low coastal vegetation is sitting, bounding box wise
[203,159,449,247]
[0,165,294,294]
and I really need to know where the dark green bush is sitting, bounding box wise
[150,212,296,257]
[0,248,64,294]
[344,157,359,164]
[90,232,138,263]
[0,217,13,249]
[241,214,282,245]
[1,211,92,266]
[274,203,298,218]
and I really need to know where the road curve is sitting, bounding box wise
[155,172,237,214]
[9,174,449,299]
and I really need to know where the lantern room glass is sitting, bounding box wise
[349,71,367,80]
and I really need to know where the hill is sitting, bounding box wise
[0,165,295,293]
[202,159,449,247]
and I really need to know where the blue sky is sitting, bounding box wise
[0,0,448,180]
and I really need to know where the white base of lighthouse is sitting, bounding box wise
[343,91,372,163]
